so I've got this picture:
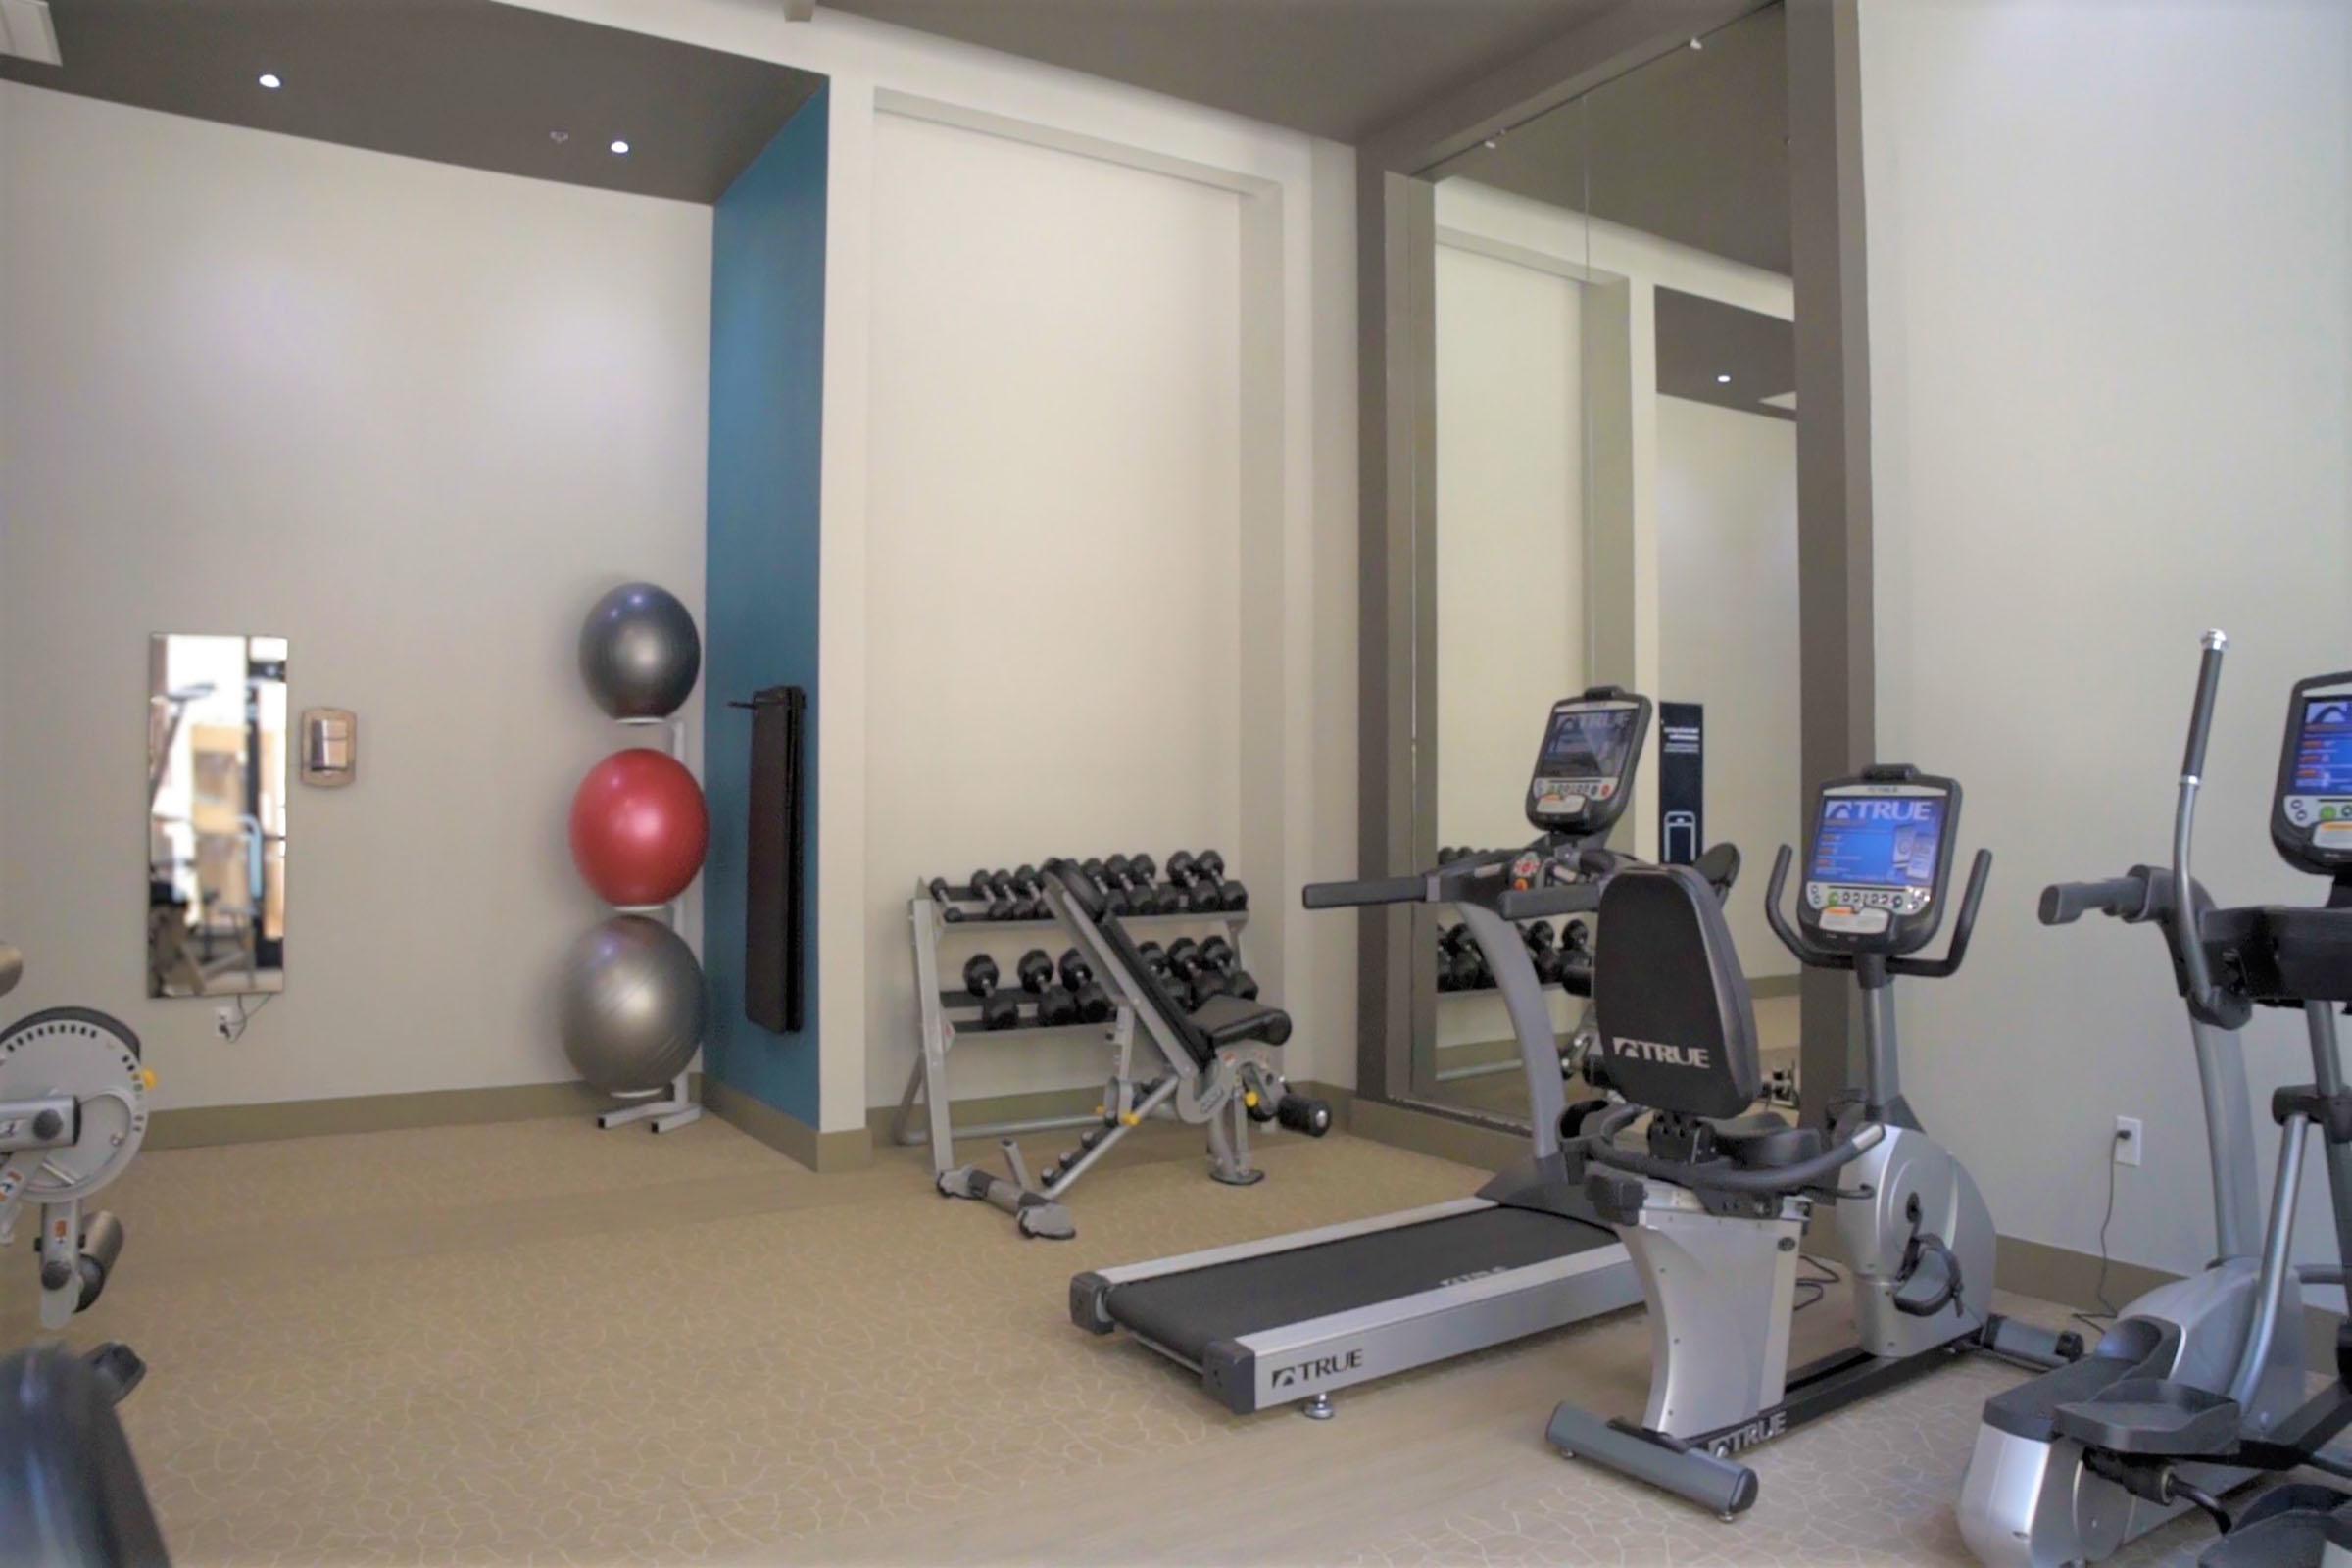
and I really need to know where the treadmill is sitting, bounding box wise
[1071,687,1725,1416]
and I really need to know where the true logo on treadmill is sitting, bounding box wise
[1269,1349,1363,1389]
[1610,1036,1712,1070]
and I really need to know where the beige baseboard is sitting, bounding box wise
[704,1078,871,1173]
[1751,973,1803,1000]
[146,1078,629,1150]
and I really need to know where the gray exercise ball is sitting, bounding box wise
[558,915,707,1094]
[578,582,702,719]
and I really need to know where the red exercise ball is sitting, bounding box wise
[568,749,709,906]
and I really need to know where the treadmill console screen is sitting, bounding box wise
[1525,692,1649,836]
[2275,677,2352,870]
[1801,781,1955,947]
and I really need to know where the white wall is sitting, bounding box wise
[1434,241,1587,856]
[861,112,1243,1105]
[1656,396,1799,980]
[514,0,1360,1122]
[0,84,712,1110]
[1861,0,2352,1290]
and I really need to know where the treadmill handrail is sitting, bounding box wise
[1301,874,1431,909]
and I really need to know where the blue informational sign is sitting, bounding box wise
[1658,702,1703,865]
[1809,795,1945,891]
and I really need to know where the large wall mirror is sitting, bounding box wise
[1406,3,1800,1126]
[148,633,289,998]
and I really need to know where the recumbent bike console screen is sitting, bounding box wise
[1801,770,1961,954]
[1525,689,1649,837]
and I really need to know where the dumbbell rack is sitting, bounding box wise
[893,876,1248,1179]
[590,713,703,1135]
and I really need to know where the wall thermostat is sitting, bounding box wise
[301,708,357,787]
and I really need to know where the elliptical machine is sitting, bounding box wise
[1963,634,2352,1568]
[1544,763,2077,1517]
[0,939,151,1402]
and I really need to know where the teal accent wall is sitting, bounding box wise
[702,87,827,1126]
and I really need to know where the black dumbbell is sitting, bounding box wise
[1127,852,1167,913]
[1009,864,1052,920]
[1164,937,1218,1006]
[927,877,967,923]
[1104,854,1162,915]
[1016,949,1079,1027]
[1523,920,1567,986]
[962,954,1020,1030]
[1193,849,1248,911]
[1198,935,1259,1001]
[1434,923,1462,993]
[1078,857,1122,912]
[967,868,1015,922]
[1137,940,1181,994]
[1057,948,1112,1023]
[1166,850,1240,912]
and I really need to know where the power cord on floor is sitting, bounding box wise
[2071,1126,2128,1342]
[1793,1252,1841,1313]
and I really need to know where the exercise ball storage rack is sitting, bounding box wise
[892,875,1249,1180]
[588,710,703,1136]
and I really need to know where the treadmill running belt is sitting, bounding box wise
[1106,1205,1614,1365]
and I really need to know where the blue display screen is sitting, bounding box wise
[1809,795,1945,890]
[2295,697,2352,796]
[1541,707,1636,778]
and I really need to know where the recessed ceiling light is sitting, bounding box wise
[257,72,282,89]
[550,129,570,145]
[610,139,631,155]
[1716,373,1732,385]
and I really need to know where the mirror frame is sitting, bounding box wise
[1348,0,1876,1135]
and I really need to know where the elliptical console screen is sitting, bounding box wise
[1803,785,1950,938]
[2278,680,2352,866]
[2284,695,2352,849]
[1526,693,1648,835]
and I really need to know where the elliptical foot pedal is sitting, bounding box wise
[2052,1377,2242,1455]
[83,1342,146,1405]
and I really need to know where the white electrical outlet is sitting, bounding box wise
[2114,1116,2143,1167]
[215,1004,238,1040]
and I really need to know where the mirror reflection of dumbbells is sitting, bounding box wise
[1434,919,1590,992]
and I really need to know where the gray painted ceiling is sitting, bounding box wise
[1654,286,1792,420]
[819,0,1618,142]
[1429,2,1788,274]
[0,0,825,204]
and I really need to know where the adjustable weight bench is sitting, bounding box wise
[933,859,1329,1238]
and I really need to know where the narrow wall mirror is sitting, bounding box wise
[147,633,289,998]
[1407,2,1799,1126]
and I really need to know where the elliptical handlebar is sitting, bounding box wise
[2172,630,2230,1023]
[2040,873,2153,926]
